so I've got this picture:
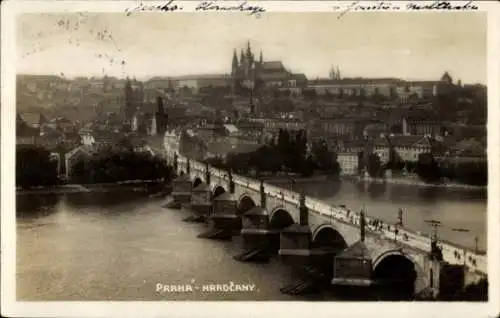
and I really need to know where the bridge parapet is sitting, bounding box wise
[164,150,487,275]
[192,160,205,173]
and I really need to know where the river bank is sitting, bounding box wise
[260,173,485,190]
[16,180,172,196]
[349,175,487,190]
[260,174,331,183]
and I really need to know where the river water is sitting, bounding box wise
[270,179,487,251]
[17,192,297,301]
[16,181,487,301]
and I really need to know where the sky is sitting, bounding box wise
[16,12,487,84]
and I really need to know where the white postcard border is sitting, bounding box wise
[2,1,499,317]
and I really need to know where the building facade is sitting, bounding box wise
[307,72,453,100]
[337,152,359,176]
[232,41,307,93]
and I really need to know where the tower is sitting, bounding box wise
[240,49,245,69]
[231,49,239,77]
[156,96,167,135]
[245,41,254,77]
[231,49,240,92]
[440,71,453,85]
[150,114,157,136]
[123,77,135,122]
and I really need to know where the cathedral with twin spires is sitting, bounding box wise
[230,41,307,94]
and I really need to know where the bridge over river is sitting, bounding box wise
[147,136,487,298]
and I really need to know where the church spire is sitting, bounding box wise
[232,49,239,76]
[259,50,263,64]
[329,65,335,79]
[246,41,252,56]
[240,49,245,67]
[246,41,254,66]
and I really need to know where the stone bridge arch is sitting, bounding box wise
[269,207,295,230]
[192,177,203,188]
[268,207,296,255]
[212,185,226,199]
[237,193,258,214]
[310,224,349,277]
[311,224,348,251]
[372,249,426,299]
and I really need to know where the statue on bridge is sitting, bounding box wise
[205,162,210,185]
[173,152,178,174]
[360,208,366,242]
[228,168,235,194]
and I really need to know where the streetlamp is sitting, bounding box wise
[424,219,442,241]
[424,219,443,261]
[474,236,479,254]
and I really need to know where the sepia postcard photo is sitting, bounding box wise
[1,1,499,317]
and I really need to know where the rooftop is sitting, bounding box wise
[223,124,239,134]
[389,135,432,148]
[309,78,405,86]
[261,61,286,71]
[170,74,231,81]
[19,112,45,127]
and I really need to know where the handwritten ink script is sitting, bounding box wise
[125,0,183,16]
[334,1,478,20]
[196,1,265,16]
[334,1,401,20]
[125,0,265,16]
[406,1,478,11]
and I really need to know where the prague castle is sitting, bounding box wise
[159,42,308,94]
[144,41,457,100]
[231,41,307,94]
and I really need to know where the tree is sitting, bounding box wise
[416,153,441,183]
[301,155,315,177]
[277,129,290,154]
[357,151,365,175]
[312,139,332,171]
[323,90,334,101]
[302,88,317,100]
[367,153,383,178]
[450,161,487,186]
[204,157,226,169]
[16,145,59,188]
[385,148,405,171]
[70,149,173,184]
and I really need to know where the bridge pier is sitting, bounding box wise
[182,183,211,223]
[278,193,319,267]
[165,174,192,209]
[234,207,279,262]
[277,193,327,295]
[198,170,240,240]
[198,192,239,240]
[235,180,279,262]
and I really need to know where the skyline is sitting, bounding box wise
[17,12,487,84]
